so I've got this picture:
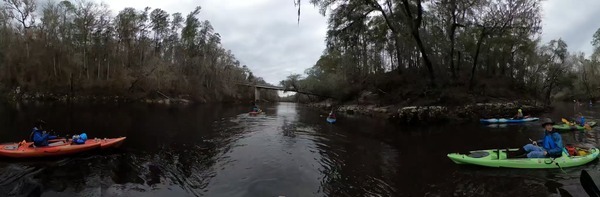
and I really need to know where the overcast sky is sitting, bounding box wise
[98,0,600,85]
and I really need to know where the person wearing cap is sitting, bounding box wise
[514,108,524,119]
[30,120,57,147]
[513,118,564,158]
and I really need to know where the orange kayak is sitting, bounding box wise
[0,140,101,158]
[92,137,126,149]
[0,137,126,158]
[249,111,263,115]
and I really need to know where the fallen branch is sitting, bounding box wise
[156,90,171,100]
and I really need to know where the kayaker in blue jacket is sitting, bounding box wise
[514,118,563,158]
[30,120,57,147]
[579,113,586,126]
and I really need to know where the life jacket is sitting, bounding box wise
[542,133,558,150]
[30,127,40,142]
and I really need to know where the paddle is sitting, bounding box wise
[529,138,567,173]
[581,169,600,197]
[562,118,574,125]
[529,138,537,146]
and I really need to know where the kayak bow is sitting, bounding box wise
[553,121,597,131]
[326,117,336,124]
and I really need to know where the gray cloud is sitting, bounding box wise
[541,0,600,55]
[99,0,327,85]
[99,0,599,85]
[201,1,327,85]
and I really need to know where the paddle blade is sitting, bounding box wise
[562,118,570,124]
[580,170,600,197]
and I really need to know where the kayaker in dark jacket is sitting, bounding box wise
[515,118,563,158]
[30,120,57,147]
[251,101,260,112]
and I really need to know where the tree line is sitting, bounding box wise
[286,0,600,105]
[0,0,277,102]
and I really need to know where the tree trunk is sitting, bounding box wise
[106,60,110,80]
[84,46,88,79]
[449,26,457,79]
[412,30,436,87]
[545,81,554,106]
[394,36,403,74]
[448,0,458,79]
[140,44,145,68]
[97,58,100,80]
[25,41,30,58]
[582,65,593,100]
[53,56,57,77]
[469,28,487,90]
[69,72,73,100]
[400,0,435,87]
[457,51,461,77]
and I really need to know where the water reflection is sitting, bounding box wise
[0,102,597,196]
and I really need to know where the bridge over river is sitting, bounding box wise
[235,82,327,101]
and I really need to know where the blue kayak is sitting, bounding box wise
[480,117,539,124]
[326,117,336,123]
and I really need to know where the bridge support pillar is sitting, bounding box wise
[254,87,260,102]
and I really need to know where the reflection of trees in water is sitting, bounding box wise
[0,155,109,196]
[312,134,399,196]
[281,117,297,138]
[101,123,243,196]
[0,164,43,196]
[0,103,259,196]
[277,103,299,138]
[433,170,558,196]
[288,103,402,195]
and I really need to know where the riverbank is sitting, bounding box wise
[308,100,549,125]
[2,89,282,105]
[3,90,195,105]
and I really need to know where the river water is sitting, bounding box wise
[0,102,597,196]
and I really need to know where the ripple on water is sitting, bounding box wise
[2,103,597,196]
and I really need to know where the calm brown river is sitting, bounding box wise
[0,102,596,196]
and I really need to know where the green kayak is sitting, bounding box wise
[447,148,599,169]
[553,121,597,131]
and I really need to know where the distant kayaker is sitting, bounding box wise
[30,120,57,147]
[514,109,524,119]
[513,118,563,158]
[251,101,260,112]
[328,111,336,119]
[579,113,586,126]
